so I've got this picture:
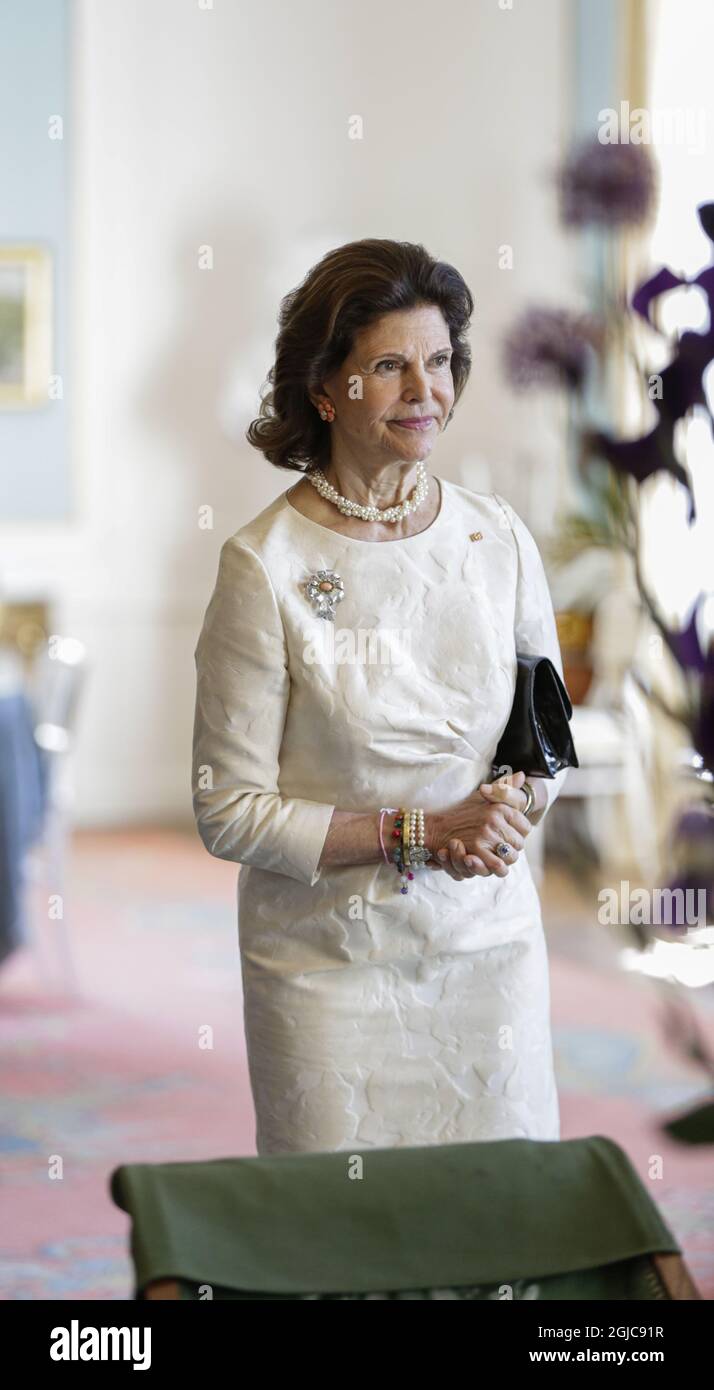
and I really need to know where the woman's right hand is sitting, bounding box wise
[425,778,532,882]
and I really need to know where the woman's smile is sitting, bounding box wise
[390,416,435,431]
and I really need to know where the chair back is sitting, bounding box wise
[110,1135,697,1301]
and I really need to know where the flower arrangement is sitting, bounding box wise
[502,138,714,1137]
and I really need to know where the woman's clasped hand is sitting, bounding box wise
[425,770,533,881]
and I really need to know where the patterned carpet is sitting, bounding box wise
[1,830,712,1300]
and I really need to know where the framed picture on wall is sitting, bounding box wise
[0,245,53,407]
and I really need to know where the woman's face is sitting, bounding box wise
[319,304,456,467]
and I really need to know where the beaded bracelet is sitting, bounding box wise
[402,809,411,868]
[392,811,413,894]
[390,806,431,894]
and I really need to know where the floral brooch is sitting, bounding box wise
[304,569,345,621]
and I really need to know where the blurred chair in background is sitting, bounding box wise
[0,598,88,993]
[23,634,88,995]
[0,644,46,967]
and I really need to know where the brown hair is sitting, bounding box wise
[246,238,474,473]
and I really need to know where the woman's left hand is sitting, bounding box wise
[478,769,532,819]
[427,770,534,878]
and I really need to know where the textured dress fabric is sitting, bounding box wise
[192,478,571,1156]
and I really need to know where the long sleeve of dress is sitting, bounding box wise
[492,491,571,816]
[192,537,336,886]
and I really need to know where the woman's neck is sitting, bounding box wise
[286,470,441,543]
[320,459,422,510]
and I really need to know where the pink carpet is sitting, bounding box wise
[1,830,712,1298]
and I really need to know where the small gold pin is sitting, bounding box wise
[469,530,483,542]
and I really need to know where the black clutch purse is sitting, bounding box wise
[492,652,579,780]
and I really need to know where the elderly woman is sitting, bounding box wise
[192,238,569,1156]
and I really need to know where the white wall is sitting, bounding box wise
[0,0,579,825]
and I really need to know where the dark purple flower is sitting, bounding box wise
[502,307,602,392]
[665,597,712,675]
[586,418,696,522]
[558,139,658,229]
[632,220,714,327]
[629,243,714,443]
[698,202,714,243]
[632,267,686,324]
[657,329,714,424]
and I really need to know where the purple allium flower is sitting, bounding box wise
[502,307,602,392]
[558,138,658,229]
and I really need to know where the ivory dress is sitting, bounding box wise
[192,478,570,1155]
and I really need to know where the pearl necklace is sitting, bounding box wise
[306,462,429,523]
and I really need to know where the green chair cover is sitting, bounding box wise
[109,1134,681,1301]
